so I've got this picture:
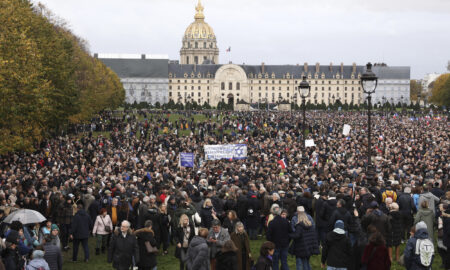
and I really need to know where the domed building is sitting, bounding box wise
[180,0,219,65]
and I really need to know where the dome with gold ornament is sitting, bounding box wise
[184,0,216,39]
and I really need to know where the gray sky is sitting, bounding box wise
[34,0,450,79]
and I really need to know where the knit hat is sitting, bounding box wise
[51,224,59,231]
[333,220,345,234]
[415,221,427,231]
[297,206,305,212]
[6,230,19,245]
[32,250,45,259]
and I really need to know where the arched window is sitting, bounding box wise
[229,82,233,90]
[186,56,189,64]
[195,42,198,48]
[221,82,225,90]
[194,56,198,64]
[236,82,240,90]
[204,42,206,48]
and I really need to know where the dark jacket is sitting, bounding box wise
[387,211,403,247]
[70,209,93,239]
[108,230,139,269]
[443,212,450,252]
[404,228,434,270]
[174,223,195,259]
[134,228,157,268]
[361,209,391,240]
[142,207,161,245]
[254,255,272,270]
[43,242,62,270]
[361,243,391,270]
[200,206,214,229]
[1,247,20,270]
[328,207,352,232]
[321,231,351,268]
[245,196,261,229]
[314,197,328,228]
[186,236,209,270]
[289,222,320,258]
[397,193,416,215]
[320,199,337,230]
[267,215,292,249]
[216,250,238,270]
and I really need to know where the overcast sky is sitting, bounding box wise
[34,0,450,79]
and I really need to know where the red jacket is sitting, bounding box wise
[361,243,391,270]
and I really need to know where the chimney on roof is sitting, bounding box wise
[141,54,146,59]
[262,62,265,74]
[329,62,333,72]
[352,63,356,73]
[304,62,308,72]
[315,63,320,73]
[340,63,344,75]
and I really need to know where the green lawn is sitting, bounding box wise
[62,236,442,270]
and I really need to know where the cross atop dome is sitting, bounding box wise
[195,0,205,20]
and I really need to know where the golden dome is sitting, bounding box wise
[184,0,215,39]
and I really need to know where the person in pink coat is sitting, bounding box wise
[93,208,113,255]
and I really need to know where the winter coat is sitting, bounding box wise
[397,193,416,215]
[174,223,195,259]
[418,192,439,214]
[93,214,113,235]
[314,197,328,228]
[107,230,139,270]
[87,199,100,223]
[142,207,161,245]
[289,222,320,258]
[173,204,197,229]
[267,215,292,249]
[414,208,435,240]
[328,207,352,232]
[361,209,391,241]
[387,211,403,247]
[231,232,252,270]
[223,218,239,234]
[361,243,391,270]
[70,209,93,239]
[320,199,337,230]
[43,242,62,270]
[1,248,20,270]
[404,228,434,270]
[208,227,231,258]
[200,206,215,229]
[57,202,73,225]
[216,250,238,270]
[443,212,450,251]
[134,228,157,269]
[186,236,209,270]
[26,258,50,270]
[254,255,273,270]
[321,231,351,268]
[245,196,260,229]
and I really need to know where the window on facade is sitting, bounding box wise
[259,93,261,97]
[191,86,194,90]
[194,56,198,64]
[198,92,201,97]
[272,87,275,90]
[236,82,240,90]
[287,87,289,90]
[265,86,268,90]
[198,86,201,90]
[287,93,289,97]
[328,87,331,90]
[259,86,261,90]
[315,87,318,90]
[184,86,187,90]
[229,82,233,90]
[337,87,339,90]
[195,42,198,48]
[203,42,206,48]
[345,93,347,98]
[221,82,225,90]
[186,57,189,64]
[169,86,172,90]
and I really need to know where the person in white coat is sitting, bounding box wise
[93,208,113,255]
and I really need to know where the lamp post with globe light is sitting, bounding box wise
[298,76,311,162]
[361,63,378,179]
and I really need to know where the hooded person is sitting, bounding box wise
[404,221,435,270]
[26,249,50,270]
[186,227,210,270]
[321,220,352,269]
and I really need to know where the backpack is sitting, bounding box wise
[416,238,434,267]
[383,190,397,202]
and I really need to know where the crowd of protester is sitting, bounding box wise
[0,109,449,270]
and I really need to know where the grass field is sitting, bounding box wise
[62,235,442,270]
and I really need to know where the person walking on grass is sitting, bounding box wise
[70,204,93,262]
[321,220,351,270]
[108,220,139,270]
[92,208,113,255]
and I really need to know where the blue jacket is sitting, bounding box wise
[404,228,434,270]
[70,209,93,239]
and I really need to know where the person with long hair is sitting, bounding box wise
[175,214,195,270]
[361,231,391,270]
[289,206,319,270]
[223,210,240,234]
[216,240,238,270]
[135,220,158,270]
[230,222,252,270]
[255,241,275,270]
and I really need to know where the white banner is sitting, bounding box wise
[204,144,247,160]
[305,139,315,147]
[342,124,351,136]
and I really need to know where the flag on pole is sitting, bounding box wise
[226,46,231,52]
[277,159,287,169]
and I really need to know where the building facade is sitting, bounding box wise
[98,0,411,109]
[369,64,411,106]
[97,54,169,105]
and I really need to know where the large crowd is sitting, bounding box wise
[0,109,449,270]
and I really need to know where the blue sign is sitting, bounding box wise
[180,153,194,167]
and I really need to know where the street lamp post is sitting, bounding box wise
[298,76,311,160]
[361,62,378,176]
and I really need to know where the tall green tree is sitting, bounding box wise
[429,74,450,107]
